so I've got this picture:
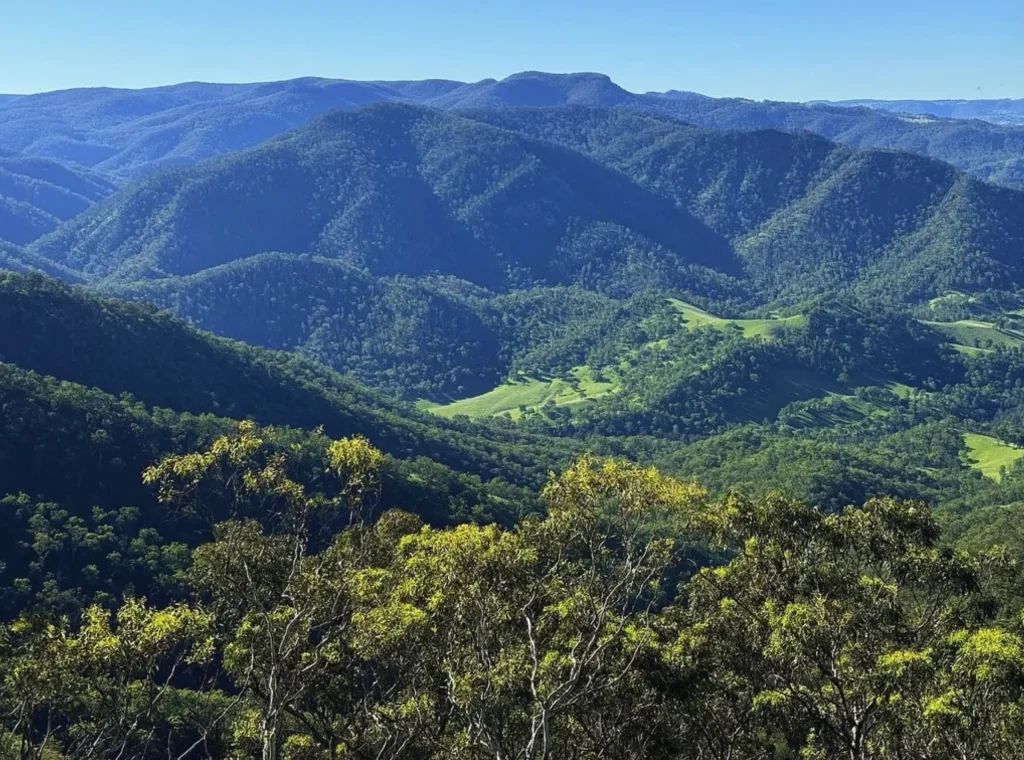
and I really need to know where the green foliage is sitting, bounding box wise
[2,441,1022,759]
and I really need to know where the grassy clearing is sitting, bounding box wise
[922,319,1024,353]
[927,291,970,308]
[425,365,621,420]
[962,433,1024,481]
[885,382,920,400]
[668,299,806,339]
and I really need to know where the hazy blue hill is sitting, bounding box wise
[2,72,1024,189]
[644,94,1024,189]
[645,89,710,101]
[0,239,83,280]
[425,71,643,109]
[821,98,1024,126]
[0,78,409,179]
[0,154,116,244]
[0,197,53,245]
[30,103,739,291]
[376,79,467,100]
[0,73,647,181]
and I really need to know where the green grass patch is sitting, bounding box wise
[962,433,1024,481]
[668,299,806,339]
[922,319,1024,353]
[426,365,621,420]
[885,382,919,400]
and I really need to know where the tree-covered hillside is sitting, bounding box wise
[468,107,1024,303]
[30,104,739,291]
[11,103,1021,425]
[645,92,1024,189]
[0,273,599,486]
[0,153,116,244]
[0,239,82,279]
[1,111,1024,756]
[32,104,1024,308]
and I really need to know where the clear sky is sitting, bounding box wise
[2,0,1022,100]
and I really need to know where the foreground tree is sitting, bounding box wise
[352,455,707,760]
[0,599,215,760]
[5,421,1024,760]
[676,493,1019,760]
[145,422,390,760]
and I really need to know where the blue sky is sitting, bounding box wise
[2,0,1021,100]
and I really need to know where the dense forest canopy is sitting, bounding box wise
[3,425,1024,760]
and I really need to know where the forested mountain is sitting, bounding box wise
[3,71,1024,190]
[9,102,1019,419]
[31,104,1024,308]
[643,93,1024,189]
[0,78,417,179]
[822,97,1024,125]
[3,273,1024,760]
[0,73,644,180]
[469,107,1024,303]
[425,71,641,108]
[0,271,586,624]
[30,104,740,291]
[0,153,116,244]
[105,254,511,399]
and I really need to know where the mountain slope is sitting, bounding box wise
[0,272,590,486]
[29,104,740,291]
[644,94,1024,189]
[426,71,643,109]
[455,107,1024,302]
[0,239,83,280]
[105,253,509,399]
[0,78,412,179]
[0,154,116,244]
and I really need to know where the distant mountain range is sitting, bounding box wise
[2,72,1023,411]
[1,72,1022,189]
[820,98,1024,126]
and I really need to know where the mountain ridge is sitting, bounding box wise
[31,103,1024,308]
[2,71,1023,189]
[28,103,742,293]
[819,97,1024,125]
